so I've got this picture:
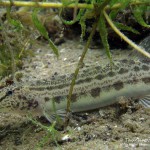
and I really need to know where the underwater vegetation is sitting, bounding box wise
[0,0,150,122]
[0,0,149,79]
[0,0,150,115]
[0,0,150,148]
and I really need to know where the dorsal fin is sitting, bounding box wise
[139,35,150,53]
[129,35,150,60]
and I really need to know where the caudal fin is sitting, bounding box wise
[139,95,150,108]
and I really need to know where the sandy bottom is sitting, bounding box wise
[0,38,150,150]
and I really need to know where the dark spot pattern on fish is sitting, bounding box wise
[53,96,63,104]
[134,66,140,72]
[44,97,50,102]
[95,74,105,80]
[108,71,116,77]
[71,94,78,102]
[142,65,149,71]
[118,68,128,74]
[90,87,101,98]
[113,81,124,90]
[142,77,150,84]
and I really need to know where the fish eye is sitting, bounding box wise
[6,90,13,96]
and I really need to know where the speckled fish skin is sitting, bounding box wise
[0,59,150,115]
[0,35,150,119]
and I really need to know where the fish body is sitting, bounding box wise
[0,58,150,120]
[0,36,150,121]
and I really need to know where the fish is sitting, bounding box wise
[0,35,150,122]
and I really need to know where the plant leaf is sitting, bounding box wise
[109,0,130,19]
[6,6,23,31]
[32,8,59,57]
[98,13,112,63]
[132,5,150,28]
[114,22,140,34]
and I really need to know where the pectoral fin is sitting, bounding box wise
[43,109,67,123]
[139,95,150,108]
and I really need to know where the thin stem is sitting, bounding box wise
[66,20,98,114]
[103,9,150,59]
[0,1,93,9]
[0,1,149,9]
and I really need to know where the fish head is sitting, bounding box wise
[0,85,41,116]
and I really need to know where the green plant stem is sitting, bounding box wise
[0,1,93,9]
[0,1,149,9]
[66,20,98,114]
[130,1,150,6]
[103,9,150,59]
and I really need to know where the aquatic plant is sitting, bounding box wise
[0,0,149,147]
[58,0,150,119]
[0,7,34,79]
[1,0,150,116]
[28,116,60,149]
